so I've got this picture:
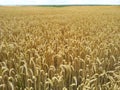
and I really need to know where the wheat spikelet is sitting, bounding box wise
[32,76,37,90]
[3,75,9,90]
[0,84,5,90]
[27,79,33,88]
[69,83,77,90]
[9,68,16,77]
[58,76,64,89]
[62,87,67,90]
[77,84,84,90]
[72,76,77,85]
[52,54,63,70]
[2,67,9,76]
[45,78,53,89]
[8,80,14,90]
[48,65,55,79]
[28,68,34,77]
[42,63,49,73]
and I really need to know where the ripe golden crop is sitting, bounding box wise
[0,6,120,90]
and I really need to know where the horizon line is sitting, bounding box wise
[0,4,120,6]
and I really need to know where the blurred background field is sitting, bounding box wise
[0,6,120,90]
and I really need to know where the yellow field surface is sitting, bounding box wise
[0,6,120,90]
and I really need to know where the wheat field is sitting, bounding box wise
[0,6,120,90]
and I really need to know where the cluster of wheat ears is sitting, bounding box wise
[0,6,120,90]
